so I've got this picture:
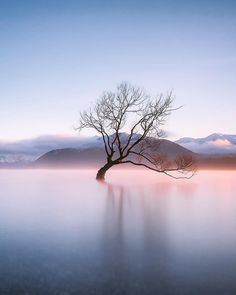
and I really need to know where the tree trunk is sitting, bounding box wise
[96,161,114,180]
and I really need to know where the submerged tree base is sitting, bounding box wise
[96,162,114,180]
[96,172,105,181]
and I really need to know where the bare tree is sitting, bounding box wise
[77,82,195,180]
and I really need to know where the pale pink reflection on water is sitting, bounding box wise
[0,169,236,294]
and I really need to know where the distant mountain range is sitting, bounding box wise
[175,133,236,154]
[0,134,103,165]
[0,133,236,169]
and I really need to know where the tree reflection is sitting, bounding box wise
[99,182,176,293]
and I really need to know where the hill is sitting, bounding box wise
[32,138,195,169]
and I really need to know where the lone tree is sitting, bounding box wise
[77,82,195,180]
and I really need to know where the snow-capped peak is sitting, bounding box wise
[176,133,236,154]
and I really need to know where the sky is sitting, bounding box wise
[0,0,236,141]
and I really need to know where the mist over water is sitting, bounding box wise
[0,170,236,294]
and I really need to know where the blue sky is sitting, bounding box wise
[0,0,236,140]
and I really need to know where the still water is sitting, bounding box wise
[0,169,236,295]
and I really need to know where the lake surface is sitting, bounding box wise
[0,169,236,295]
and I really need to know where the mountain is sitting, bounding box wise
[32,138,194,168]
[175,133,236,155]
[0,134,103,164]
[1,133,236,169]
